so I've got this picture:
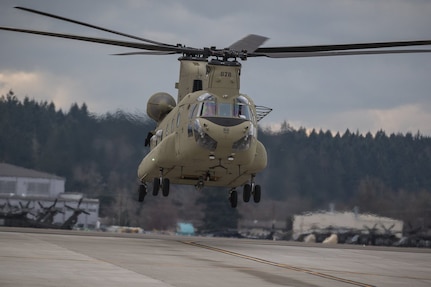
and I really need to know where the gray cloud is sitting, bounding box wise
[1,0,430,135]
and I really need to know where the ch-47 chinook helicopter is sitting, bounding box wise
[2,7,431,208]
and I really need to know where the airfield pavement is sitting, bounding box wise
[0,227,430,287]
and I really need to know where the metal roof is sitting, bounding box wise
[0,163,64,180]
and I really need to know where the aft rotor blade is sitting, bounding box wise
[252,49,431,58]
[15,6,175,47]
[229,34,269,53]
[0,26,181,52]
[254,40,431,55]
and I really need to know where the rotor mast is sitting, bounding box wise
[175,57,207,103]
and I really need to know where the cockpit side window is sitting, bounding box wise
[189,104,198,119]
[234,96,251,120]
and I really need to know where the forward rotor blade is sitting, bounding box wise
[252,49,431,58]
[254,40,431,54]
[112,51,178,56]
[0,26,181,52]
[15,6,175,47]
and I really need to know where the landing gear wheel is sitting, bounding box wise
[195,177,204,191]
[229,190,238,208]
[153,177,160,196]
[243,184,251,202]
[253,185,261,203]
[162,178,170,197]
[138,184,147,202]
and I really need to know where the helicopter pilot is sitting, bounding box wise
[201,101,216,116]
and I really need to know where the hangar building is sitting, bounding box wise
[0,163,99,229]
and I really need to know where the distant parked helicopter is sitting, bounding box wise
[1,6,431,208]
[0,198,90,230]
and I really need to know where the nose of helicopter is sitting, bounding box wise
[193,117,255,152]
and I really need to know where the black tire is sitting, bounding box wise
[153,177,160,196]
[162,178,170,197]
[253,185,261,203]
[138,184,146,202]
[230,190,238,208]
[243,184,251,202]
[196,180,204,191]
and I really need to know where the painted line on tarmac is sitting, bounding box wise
[182,240,375,287]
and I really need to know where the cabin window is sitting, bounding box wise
[156,129,163,142]
[176,113,181,127]
[150,134,157,148]
[188,104,198,119]
[187,124,193,137]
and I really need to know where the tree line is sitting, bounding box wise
[259,122,431,204]
[1,91,430,231]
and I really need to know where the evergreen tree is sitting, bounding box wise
[1,91,431,229]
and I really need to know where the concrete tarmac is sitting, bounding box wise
[0,227,430,287]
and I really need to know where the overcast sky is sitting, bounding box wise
[1,0,431,135]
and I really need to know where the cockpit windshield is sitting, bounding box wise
[197,93,252,120]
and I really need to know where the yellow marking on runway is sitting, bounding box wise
[183,241,375,287]
[303,266,431,282]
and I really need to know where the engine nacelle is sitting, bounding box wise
[146,92,176,122]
